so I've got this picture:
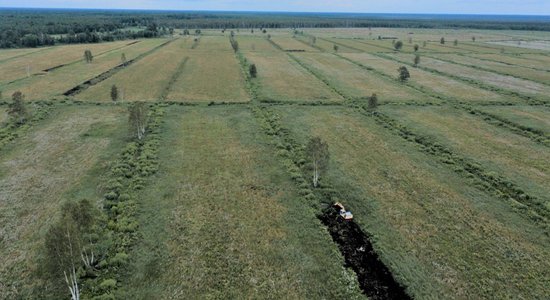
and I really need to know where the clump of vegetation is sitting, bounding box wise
[128,102,148,141]
[398,66,410,81]
[414,44,419,52]
[333,44,339,52]
[414,54,420,67]
[110,85,119,102]
[121,53,127,66]
[454,39,458,46]
[306,137,330,188]
[8,91,28,125]
[368,93,378,110]
[249,63,257,78]
[394,40,403,51]
[84,50,93,63]
[440,37,445,44]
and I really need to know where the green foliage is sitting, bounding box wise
[398,66,410,81]
[306,136,330,188]
[394,40,403,51]
[440,37,445,44]
[84,49,93,63]
[8,91,28,125]
[110,85,118,102]
[249,63,257,78]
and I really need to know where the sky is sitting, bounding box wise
[0,0,549,15]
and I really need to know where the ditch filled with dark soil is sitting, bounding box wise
[319,205,411,300]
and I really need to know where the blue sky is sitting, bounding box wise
[0,0,549,15]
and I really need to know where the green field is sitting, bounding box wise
[2,26,550,299]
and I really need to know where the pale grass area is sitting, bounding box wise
[3,39,169,101]
[166,49,250,102]
[0,106,126,297]
[0,47,50,63]
[324,38,390,52]
[271,36,320,52]
[294,52,430,102]
[237,36,279,53]
[488,40,550,51]
[471,53,550,71]
[196,35,235,51]
[389,53,550,97]
[244,51,343,101]
[479,105,550,135]
[78,38,188,101]
[342,52,511,103]
[0,40,131,84]
[279,106,550,299]
[383,106,550,202]
[430,53,550,83]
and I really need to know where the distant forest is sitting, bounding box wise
[1,8,550,48]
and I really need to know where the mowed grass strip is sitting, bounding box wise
[78,38,188,101]
[295,36,360,53]
[292,52,431,103]
[123,106,363,299]
[478,105,550,135]
[381,105,550,205]
[470,53,550,71]
[271,36,320,52]
[2,39,168,101]
[429,53,550,84]
[324,38,391,52]
[387,52,550,97]
[341,52,513,103]
[244,51,343,102]
[0,41,131,84]
[166,49,249,102]
[275,105,550,299]
[237,36,279,53]
[0,105,128,298]
[0,47,51,63]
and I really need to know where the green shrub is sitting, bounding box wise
[109,252,129,266]
[99,279,117,291]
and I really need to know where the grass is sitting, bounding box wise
[243,50,343,102]
[236,36,279,53]
[274,105,550,299]
[121,106,364,299]
[166,45,250,102]
[271,36,320,52]
[341,52,513,103]
[469,53,550,71]
[386,52,550,98]
[2,39,168,101]
[0,40,131,85]
[381,105,550,206]
[0,105,128,298]
[292,52,432,103]
[77,38,186,101]
[478,105,550,135]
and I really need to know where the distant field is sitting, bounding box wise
[0,105,127,298]
[382,105,550,203]
[292,52,432,103]
[2,39,168,101]
[77,38,185,101]
[122,106,363,298]
[341,52,511,103]
[244,50,343,102]
[166,43,250,102]
[480,105,550,135]
[275,105,550,299]
[0,41,131,85]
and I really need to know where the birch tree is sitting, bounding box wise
[8,91,28,125]
[128,102,148,141]
[306,137,329,188]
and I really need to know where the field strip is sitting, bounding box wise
[0,47,53,64]
[63,39,175,96]
[460,53,550,72]
[160,56,189,100]
[361,109,550,232]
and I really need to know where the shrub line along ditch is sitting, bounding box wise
[235,38,412,298]
[63,39,176,97]
[159,56,189,101]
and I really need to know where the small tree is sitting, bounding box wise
[368,93,378,110]
[230,37,239,53]
[333,44,339,52]
[8,91,28,125]
[414,44,419,52]
[110,85,118,102]
[249,63,257,78]
[394,40,403,51]
[128,102,148,140]
[408,37,413,44]
[472,36,476,42]
[440,37,445,45]
[305,137,329,188]
[121,53,127,66]
[453,39,458,46]
[83,50,93,63]
[398,66,410,82]
[422,41,427,47]
[414,54,420,67]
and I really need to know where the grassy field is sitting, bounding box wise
[274,105,550,299]
[77,38,185,101]
[1,27,550,299]
[478,105,550,135]
[341,52,512,103]
[165,42,250,102]
[0,41,132,85]
[2,39,168,101]
[292,52,433,103]
[0,105,128,298]
[121,106,363,298]
[244,50,343,102]
[381,105,550,204]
